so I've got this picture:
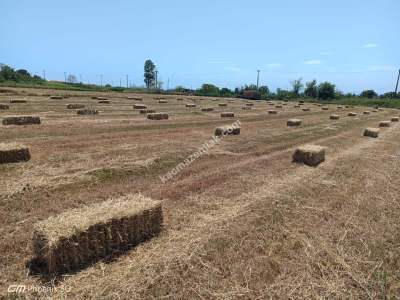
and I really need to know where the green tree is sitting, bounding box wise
[304,79,318,98]
[144,59,156,88]
[197,83,219,96]
[259,85,270,97]
[291,78,303,97]
[360,89,378,98]
[318,81,336,100]
[0,65,17,81]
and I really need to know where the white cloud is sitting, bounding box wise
[266,63,282,68]
[304,60,322,65]
[363,43,379,48]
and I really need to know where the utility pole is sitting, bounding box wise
[167,78,170,91]
[126,75,129,89]
[155,70,158,89]
[79,74,82,83]
[42,70,46,80]
[100,74,103,87]
[64,72,67,83]
[394,69,400,98]
[119,78,122,87]
[256,70,260,88]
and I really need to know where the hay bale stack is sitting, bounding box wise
[363,128,379,138]
[302,108,310,111]
[214,125,240,136]
[348,112,357,116]
[363,111,370,115]
[293,145,326,167]
[379,121,391,127]
[158,100,167,104]
[10,99,27,103]
[246,103,254,107]
[134,104,147,109]
[287,119,302,127]
[98,100,110,104]
[330,114,340,120]
[139,109,156,114]
[0,142,31,164]
[2,116,41,126]
[0,104,10,110]
[268,110,278,114]
[221,112,235,118]
[185,103,196,108]
[50,96,63,100]
[147,112,169,120]
[201,107,214,112]
[77,109,98,115]
[67,104,85,109]
[391,117,399,122]
[32,194,162,275]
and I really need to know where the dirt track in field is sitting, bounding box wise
[1,88,399,299]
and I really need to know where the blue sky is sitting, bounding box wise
[1,0,399,93]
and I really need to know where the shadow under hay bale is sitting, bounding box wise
[364,128,379,138]
[50,96,63,100]
[2,116,41,126]
[134,104,147,109]
[322,107,329,110]
[140,109,156,114]
[379,121,390,127]
[287,119,302,126]
[30,194,162,277]
[158,100,167,103]
[98,100,110,104]
[268,110,278,114]
[66,104,85,109]
[0,104,10,110]
[293,145,326,167]
[330,114,340,120]
[215,125,241,136]
[77,109,98,115]
[10,99,27,103]
[201,107,214,112]
[147,112,169,120]
[302,108,310,111]
[221,112,234,118]
[391,117,399,122]
[218,103,227,107]
[0,142,30,164]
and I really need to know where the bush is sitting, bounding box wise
[360,89,378,98]
[318,82,336,100]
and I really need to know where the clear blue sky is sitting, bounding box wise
[1,0,399,93]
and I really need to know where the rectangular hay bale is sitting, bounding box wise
[2,116,41,125]
[379,121,391,127]
[330,114,340,120]
[77,109,98,115]
[147,112,169,120]
[348,112,357,116]
[201,107,214,112]
[215,125,240,136]
[293,144,326,167]
[134,104,147,109]
[0,142,30,164]
[32,194,163,275]
[185,103,196,108]
[50,96,63,100]
[391,117,399,122]
[10,99,27,103]
[139,109,156,114]
[0,104,10,110]
[363,128,379,138]
[287,119,302,126]
[218,103,227,107]
[66,104,85,109]
[268,110,278,114]
[221,112,235,118]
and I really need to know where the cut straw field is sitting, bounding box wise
[0,87,400,299]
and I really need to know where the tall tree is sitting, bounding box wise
[291,78,303,97]
[304,79,318,98]
[144,59,156,88]
[318,81,336,100]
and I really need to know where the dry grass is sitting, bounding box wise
[0,142,30,164]
[32,194,162,275]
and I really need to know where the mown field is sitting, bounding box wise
[1,87,400,299]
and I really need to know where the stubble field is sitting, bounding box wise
[1,87,399,299]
